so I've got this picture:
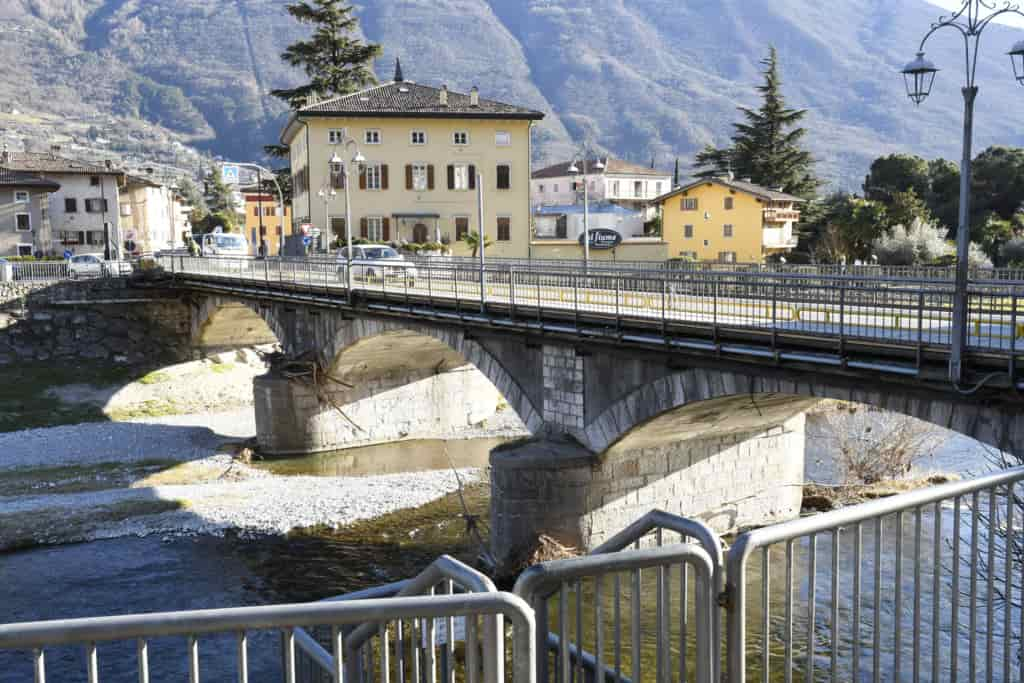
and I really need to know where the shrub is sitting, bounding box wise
[872,218,951,265]
[823,405,941,485]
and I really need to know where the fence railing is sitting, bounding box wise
[726,464,1024,683]
[0,592,535,683]
[515,544,716,683]
[157,254,1024,367]
[292,555,511,683]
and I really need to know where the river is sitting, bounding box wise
[0,413,1011,681]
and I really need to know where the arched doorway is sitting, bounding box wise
[412,223,429,243]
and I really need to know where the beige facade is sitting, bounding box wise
[281,80,542,258]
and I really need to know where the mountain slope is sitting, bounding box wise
[1,0,1023,188]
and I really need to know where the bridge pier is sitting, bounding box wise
[490,409,809,569]
[254,363,501,455]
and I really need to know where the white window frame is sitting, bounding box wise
[366,216,384,241]
[410,130,427,145]
[364,129,382,145]
[16,243,32,257]
[634,181,643,197]
[365,163,382,190]
[328,128,347,144]
[452,131,469,146]
[655,182,663,195]
[453,164,470,191]
[14,191,29,203]
[412,162,428,191]
[15,212,31,232]
[495,131,511,146]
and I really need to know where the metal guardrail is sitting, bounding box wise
[514,544,716,683]
[725,464,1024,683]
[0,592,535,683]
[157,255,1024,379]
[293,555,511,683]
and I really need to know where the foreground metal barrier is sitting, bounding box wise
[293,555,507,683]
[515,541,716,683]
[0,592,535,683]
[726,464,1024,683]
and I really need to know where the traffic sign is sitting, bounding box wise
[311,228,322,238]
[302,236,313,246]
[221,165,240,185]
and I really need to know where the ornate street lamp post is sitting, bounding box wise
[568,153,605,273]
[904,0,1024,384]
[328,136,365,297]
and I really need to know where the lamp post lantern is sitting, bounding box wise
[904,0,1024,385]
[568,153,605,272]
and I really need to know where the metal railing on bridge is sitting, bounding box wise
[157,254,1024,380]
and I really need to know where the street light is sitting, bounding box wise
[904,0,1024,385]
[568,153,605,271]
[327,136,364,296]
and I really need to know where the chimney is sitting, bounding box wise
[470,86,479,107]
[50,144,61,155]
[439,85,449,106]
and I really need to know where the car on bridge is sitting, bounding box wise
[67,254,132,278]
[336,245,417,287]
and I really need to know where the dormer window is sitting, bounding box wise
[365,129,381,145]
[453,131,469,146]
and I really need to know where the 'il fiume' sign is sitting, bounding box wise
[578,228,622,250]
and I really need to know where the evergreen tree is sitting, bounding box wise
[694,47,819,197]
[204,166,240,232]
[271,0,382,110]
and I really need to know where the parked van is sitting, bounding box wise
[201,233,248,257]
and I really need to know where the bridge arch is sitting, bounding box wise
[192,296,283,356]
[584,366,1024,458]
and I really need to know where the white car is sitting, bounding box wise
[201,233,248,257]
[67,255,132,278]
[336,245,417,286]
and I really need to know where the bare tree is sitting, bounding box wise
[821,403,942,485]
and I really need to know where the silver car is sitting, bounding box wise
[336,246,417,286]
[67,255,132,278]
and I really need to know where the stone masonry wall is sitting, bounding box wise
[255,364,501,455]
[0,279,191,366]
[490,413,806,567]
[542,344,585,432]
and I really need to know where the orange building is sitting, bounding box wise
[243,193,292,256]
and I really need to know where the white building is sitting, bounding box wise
[1,149,124,257]
[119,174,189,256]
[531,158,672,217]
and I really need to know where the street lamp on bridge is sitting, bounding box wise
[903,0,1024,385]
[328,135,365,297]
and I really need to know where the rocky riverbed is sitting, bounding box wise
[0,352,529,551]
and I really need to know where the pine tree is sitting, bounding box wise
[271,0,382,110]
[694,47,819,197]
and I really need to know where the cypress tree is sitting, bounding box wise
[694,47,819,197]
[271,0,382,110]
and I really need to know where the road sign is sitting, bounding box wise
[302,236,313,246]
[311,228,322,238]
[221,165,240,186]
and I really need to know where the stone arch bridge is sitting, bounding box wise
[184,287,1024,565]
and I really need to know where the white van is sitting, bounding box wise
[201,232,248,256]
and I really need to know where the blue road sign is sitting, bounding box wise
[302,236,313,246]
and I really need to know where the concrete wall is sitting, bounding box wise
[490,411,807,565]
[254,362,501,454]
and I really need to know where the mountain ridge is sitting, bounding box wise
[1,0,1023,188]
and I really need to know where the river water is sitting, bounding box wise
[0,414,1012,681]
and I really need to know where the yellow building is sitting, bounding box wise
[655,177,805,263]
[280,65,544,257]
[243,193,292,256]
